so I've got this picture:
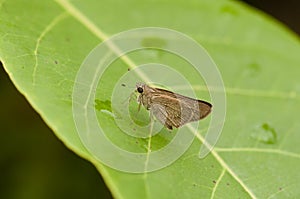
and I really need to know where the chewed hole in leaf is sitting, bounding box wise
[95,99,112,112]
[251,123,277,144]
[95,99,115,118]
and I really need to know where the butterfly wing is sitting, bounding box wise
[151,91,212,129]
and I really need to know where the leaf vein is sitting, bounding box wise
[215,147,300,159]
[188,125,258,199]
[174,85,300,101]
[54,0,151,82]
[210,168,226,199]
[32,12,68,86]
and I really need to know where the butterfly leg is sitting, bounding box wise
[136,94,143,113]
[122,90,137,106]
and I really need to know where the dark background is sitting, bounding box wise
[244,0,300,34]
[0,1,299,199]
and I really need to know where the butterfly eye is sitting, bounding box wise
[137,87,143,93]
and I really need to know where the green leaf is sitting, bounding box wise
[1,0,300,198]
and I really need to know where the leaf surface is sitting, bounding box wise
[1,0,300,198]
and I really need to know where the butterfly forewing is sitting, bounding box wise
[151,88,212,129]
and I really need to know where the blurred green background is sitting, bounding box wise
[0,1,299,199]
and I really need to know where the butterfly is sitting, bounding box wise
[136,83,212,130]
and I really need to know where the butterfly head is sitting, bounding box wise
[136,82,146,94]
